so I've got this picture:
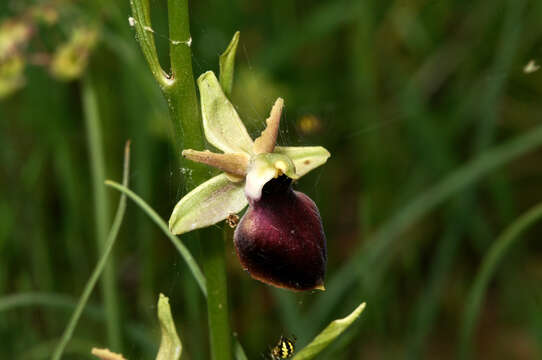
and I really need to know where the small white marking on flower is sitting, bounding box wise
[128,17,136,27]
[524,60,540,74]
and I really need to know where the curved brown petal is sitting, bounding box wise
[234,176,327,291]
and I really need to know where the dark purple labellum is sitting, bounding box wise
[234,176,327,291]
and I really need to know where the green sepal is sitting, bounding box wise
[293,302,366,360]
[274,146,331,177]
[156,294,182,360]
[219,31,240,97]
[198,71,254,155]
[169,173,248,235]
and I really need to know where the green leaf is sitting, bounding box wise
[234,340,248,360]
[198,71,254,155]
[169,174,248,235]
[293,302,366,360]
[274,146,331,177]
[156,294,182,360]
[219,31,240,97]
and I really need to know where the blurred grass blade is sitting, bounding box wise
[83,74,121,350]
[310,124,542,328]
[23,338,98,360]
[294,302,366,360]
[52,141,131,360]
[219,31,240,97]
[0,293,90,313]
[258,0,361,70]
[104,180,207,297]
[156,294,182,360]
[0,292,156,356]
[458,201,542,359]
[233,340,248,360]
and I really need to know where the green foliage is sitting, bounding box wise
[105,180,207,297]
[293,302,366,360]
[2,0,542,359]
[459,202,542,359]
[156,294,182,360]
[219,31,240,97]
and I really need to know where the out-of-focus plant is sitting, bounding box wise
[0,2,97,98]
[0,19,31,97]
[50,27,99,81]
[0,53,25,97]
[0,19,32,60]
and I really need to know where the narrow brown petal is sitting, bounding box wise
[253,98,284,154]
[182,149,249,177]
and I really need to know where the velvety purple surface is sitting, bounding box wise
[234,176,327,291]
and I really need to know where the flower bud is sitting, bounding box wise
[234,176,326,291]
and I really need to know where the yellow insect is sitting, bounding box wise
[226,213,240,228]
[270,335,296,359]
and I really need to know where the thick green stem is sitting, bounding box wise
[165,0,206,178]
[131,1,233,359]
[200,228,232,360]
[82,75,122,351]
[165,2,232,359]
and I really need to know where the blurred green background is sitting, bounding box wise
[2,0,542,359]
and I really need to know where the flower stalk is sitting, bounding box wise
[130,1,232,359]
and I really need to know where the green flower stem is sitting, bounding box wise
[164,0,207,180]
[81,75,122,351]
[51,141,131,360]
[201,228,232,360]
[131,1,233,359]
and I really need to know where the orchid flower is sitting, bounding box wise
[169,70,330,291]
